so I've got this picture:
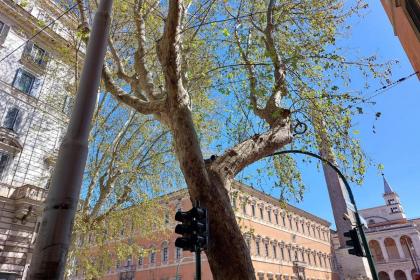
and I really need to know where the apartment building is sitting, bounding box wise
[84,181,339,280]
[0,0,79,278]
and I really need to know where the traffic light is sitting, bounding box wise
[344,228,365,257]
[174,206,208,252]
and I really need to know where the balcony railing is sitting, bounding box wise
[20,50,48,74]
[9,184,48,201]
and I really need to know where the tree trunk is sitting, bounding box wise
[167,104,256,279]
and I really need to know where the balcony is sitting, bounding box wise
[0,127,22,154]
[9,184,47,202]
[20,44,48,75]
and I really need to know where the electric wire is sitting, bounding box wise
[0,2,79,63]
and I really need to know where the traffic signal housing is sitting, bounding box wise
[344,228,365,257]
[174,206,208,252]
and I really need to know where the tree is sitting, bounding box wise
[65,93,179,278]
[73,0,393,279]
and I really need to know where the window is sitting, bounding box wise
[3,107,22,131]
[282,215,286,226]
[273,245,277,259]
[302,223,305,234]
[63,95,73,115]
[406,0,420,33]
[246,238,251,250]
[265,243,269,257]
[116,259,120,269]
[164,213,169,225]
[259,208,264,220]
[256,240,261,256]
[388,199,395,205]
[231,196,236,208]
[280,247,284,260]
[138,256,143,266]
[176,247,182,260]
[0,152,10,178]
[267,210,271,222]
[242,203,246,215]
[13,69,36,94]
[23,42,48,66]
[391,206,400,213]
[295,221,299,232]
[162,246,168,264]
[275,213,278,224]
[150,251,156,264]
[126,255,132,267]
[251,205,256,217]
[0,20,10,45]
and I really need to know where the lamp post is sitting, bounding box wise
[175,256,194,280]
[267,149,378,280]
[28,0,113,278]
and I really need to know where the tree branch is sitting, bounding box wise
[102,65,167,115]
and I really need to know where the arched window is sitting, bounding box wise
[378,271,390,280]
[400,235,414,259]
[161,241,169,264]
[394,270,407,280]
[149,247,156,265]
[369,240,385,262]
[384,238,401,259]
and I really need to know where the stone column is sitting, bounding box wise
[395,237,406,259]
[379,238,390,262]
[389,271,396,280]
[405,269,413,280]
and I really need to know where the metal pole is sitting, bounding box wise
[28,0,113,278]
[175,256,194,279]
[196,247,201,280]
[268,150,378,280]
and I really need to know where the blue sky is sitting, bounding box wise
[280,0,420,227]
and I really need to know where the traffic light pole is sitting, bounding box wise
[28,0,113,278]
[196,246,201,280]
[268,150,378,280]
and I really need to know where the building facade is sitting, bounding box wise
[91,182,339,280]
[360,177,420,280]
[0,0,78,278]
[381,0,420,79]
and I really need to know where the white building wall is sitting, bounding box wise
[0,0,79,278]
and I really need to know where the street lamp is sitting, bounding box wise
[267,149,378,280]
[175,256,195,280]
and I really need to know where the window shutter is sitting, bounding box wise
[0,23,10,45]
[4,107,19,130]
[13,109,23,131]
[23,41,34,56]
[12,69,23,87]
[30,77,42,97]
[0,153,9,177]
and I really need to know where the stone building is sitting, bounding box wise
[360,176,420,280]
[86,182,339,280]
[0,0,78,278]
[381,0,420,79]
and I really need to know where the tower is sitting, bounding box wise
[382,175,406,220]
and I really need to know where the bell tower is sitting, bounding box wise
[382,175,406,220]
